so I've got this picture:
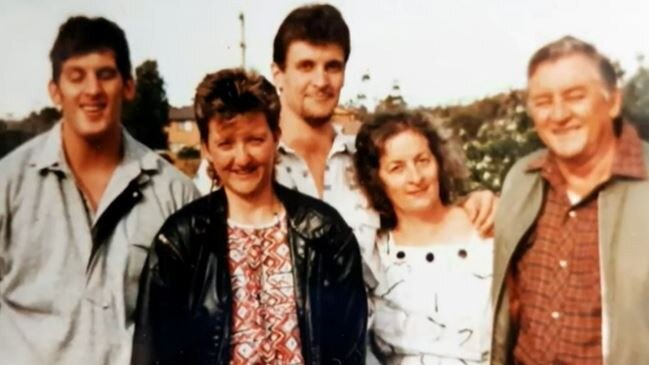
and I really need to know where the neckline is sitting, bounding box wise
[386,229,483,250]
[228,210,286,230]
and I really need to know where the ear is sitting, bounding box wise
[200,142,212,161]
[271,63,284,92]
[48,80,62,107]
[608,87,622,120]
[123,78,136,101]
[271,128,282,149]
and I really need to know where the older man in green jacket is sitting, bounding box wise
[492,35,649,365]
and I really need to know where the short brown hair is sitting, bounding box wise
[50,16,132,83]
[194,68,280,142]
[528,35,617,90]
[273,3,350,69]
[354,111,467,230]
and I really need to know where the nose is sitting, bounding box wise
[549,100,571,122]
[233,143,252,165]
[406,164,424,184]
[312,67,329,88]
[85,74,103,96]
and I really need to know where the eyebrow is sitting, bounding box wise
[325,59,344,66]
[63,66,84,74]
[562,86,586,94]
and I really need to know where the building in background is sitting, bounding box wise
[167,106,200,153]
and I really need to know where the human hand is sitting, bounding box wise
[460,190,498,238]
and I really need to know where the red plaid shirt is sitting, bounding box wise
[510,124,646,365]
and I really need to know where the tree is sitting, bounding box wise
[375,80,407,113]
[428,91,542,194]
[623,56,649,140]
[122,60,170,149]
[21,106,60,134]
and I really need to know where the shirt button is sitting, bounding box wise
[568,210,576,218]
[559,260,568,269]
[551,311,561,320]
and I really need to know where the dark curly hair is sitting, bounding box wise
[194,68,280,143]
[354,111,467,230]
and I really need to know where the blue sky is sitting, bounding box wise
[1,0,648,118]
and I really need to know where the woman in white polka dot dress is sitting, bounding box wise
[354,112,493,365]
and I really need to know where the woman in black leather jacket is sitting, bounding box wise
[131,69,367,365]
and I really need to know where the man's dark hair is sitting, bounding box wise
[273,3,351,69]
[194,68,281,143]
[49,16,132,82]
[528,35,617,90]
[354,112,466,230]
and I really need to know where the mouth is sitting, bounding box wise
[406,187,429,196]
[552,125,581,136]
[230,166,258,177]
[80,102,107,117]
[307,92,334,102]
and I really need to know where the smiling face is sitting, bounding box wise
[527,53,621,163]
[202,111,278,201]
[272,41,345,126]
[49,50,134,142]
[378,129,442,218]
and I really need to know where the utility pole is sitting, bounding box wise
[239,12,246,69]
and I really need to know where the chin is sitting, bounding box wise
[227,179,269,197]
[401,201,435,214]
[548,142,586,160]
[76,126,115,141]
[74,115,116,133]
[304,114,334,127]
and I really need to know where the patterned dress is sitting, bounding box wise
[227,213,304,365]
[366,231,493,365]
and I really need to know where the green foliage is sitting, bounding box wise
[37,107,62,123]
[375,80,407,113]
[623,63,649,140]
[375,94,407,113]
[122,60,170,149]
[431,91,543,194]
[459,111,542,193]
